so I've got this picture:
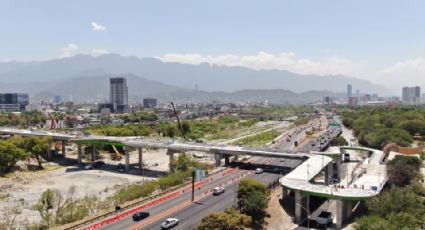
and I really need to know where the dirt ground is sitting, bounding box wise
[265,188,297,230]
[0,147,181,226]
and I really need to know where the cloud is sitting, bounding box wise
[60,43,78,58]
[157,51,361,76]
[91,48,108,57]
[375,58,425,90]
[91,21,106,31]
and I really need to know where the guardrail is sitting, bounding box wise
[63,166,234,230]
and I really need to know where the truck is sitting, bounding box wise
[316,211,333,226]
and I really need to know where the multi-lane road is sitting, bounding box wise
[99,157,301,230]
[92,116,333,230]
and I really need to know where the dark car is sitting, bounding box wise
[133,211,150,221]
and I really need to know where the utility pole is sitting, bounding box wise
[191,170,195,202]
[171,102,186,140]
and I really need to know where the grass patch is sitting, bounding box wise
[232,130,280,147]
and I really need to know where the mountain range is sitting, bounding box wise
[0,54,391,104]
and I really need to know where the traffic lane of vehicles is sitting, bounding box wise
[98,167,250,230]
[139,171,281,230]
[99,157,271,230]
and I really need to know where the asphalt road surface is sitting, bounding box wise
[99,157,301,230]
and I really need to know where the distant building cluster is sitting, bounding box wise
[0,93,29,112]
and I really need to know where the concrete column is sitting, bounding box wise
[325,162,333,185]
[336,159,341,180]
[61,141,66,158]
[91,145,95,162]
[233,155,239,162]
[125,146,130,171]
[167,149,174,171]
[138,147,143,169]
[282,186,288,199]
[47,148,52,160]
[224,155,230,165]
[295,190,310,225]
[295,190,303,224]
[214,153,222,167]
[77,144,82,164]
[336,198,347,229]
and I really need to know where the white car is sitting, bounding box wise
[255,168,263,174]
[212,186,225,195]
[161,218,179,229]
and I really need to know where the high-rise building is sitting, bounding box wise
[347,84,352,97]
[110,77,128,113]
[0,93,29,112]
[402,86,421,105]
[143,98,157,108]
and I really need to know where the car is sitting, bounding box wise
[286,138,291,142]
[161,218,179,229]
[311,142,316,146]
[212,186,225,195]
[255,168,264,174]
[84,164,93,170]
[117,163,125,172]
[132,211,149,221]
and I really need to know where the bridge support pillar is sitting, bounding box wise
[77,144,82,164]
[91,145,95,162]
[336,199,352,229]
[282,186,288,199]
[125,146,130,171]
[167,149,174,172]
[233,155,239,162]
[214,153,222,167]
[336,159,341,181]
[138,147,143,170]
[294,190,310,225]
[325,162,333,185]
[224,154,230,165]
[61,141,66,158]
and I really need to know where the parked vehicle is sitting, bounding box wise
[161,218,179,229]
[255,168,264,174]
[316,211,333,226]
[212,186,225,195]
[132,211,149,221]
[343,153,350,162]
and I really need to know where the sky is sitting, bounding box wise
[1,0,425,91]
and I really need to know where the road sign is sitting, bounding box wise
[196,169,206,181]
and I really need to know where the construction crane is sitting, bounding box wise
[171,102,186,140]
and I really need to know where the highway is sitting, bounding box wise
[139,170,288,230]
[98,157,301,230]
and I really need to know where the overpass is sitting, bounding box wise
[280,145,387,228]
[0,128,307,171]
[1,128,387,228]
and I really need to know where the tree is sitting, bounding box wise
[36,189,57,228]
[20,137,52,169]
[237,178,270,224]
[0,140,28,173]
[387,155,421,186]
[330,136,348,146]
[365,185,425,223]
[164,124,177,138]
[198,208,251,230]
[181,121,191,137]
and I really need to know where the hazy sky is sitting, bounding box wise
[1,0,425,91]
